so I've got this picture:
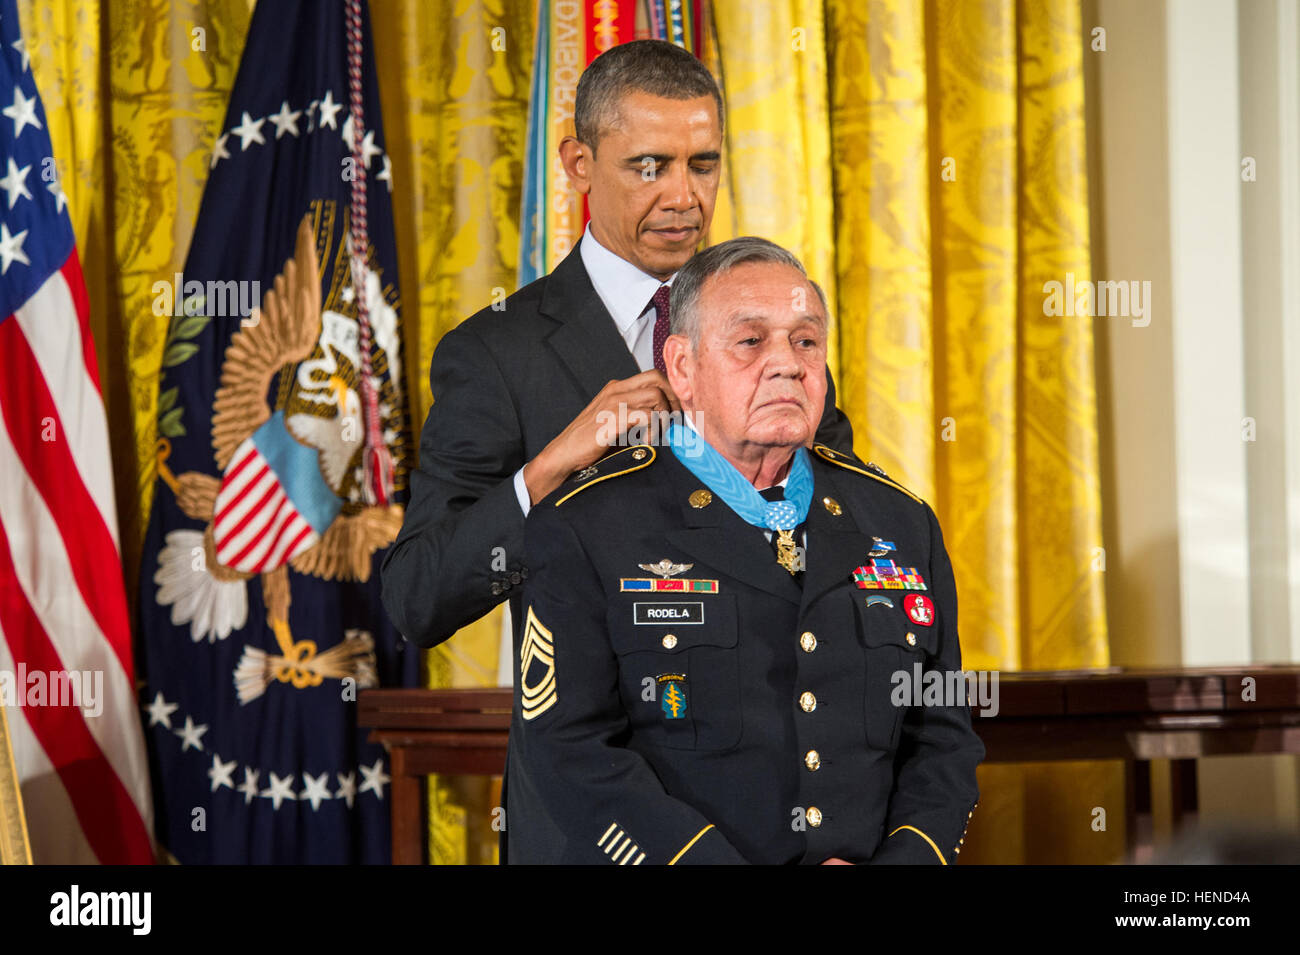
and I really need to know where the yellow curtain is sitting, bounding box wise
[825,0,1119,863]
[705,0,839,385]
[26,0,1115,863]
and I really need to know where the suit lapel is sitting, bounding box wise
[540,244,641,399]
[659,453,803,606]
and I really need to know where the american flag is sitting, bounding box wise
[0,1,154,863]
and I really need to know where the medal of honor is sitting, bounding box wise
[667,421,814,578]
[775,529,800,575]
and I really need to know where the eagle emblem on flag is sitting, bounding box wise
[154,214,404,704]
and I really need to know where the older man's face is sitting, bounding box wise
[564,91,722,280]
[668,262,829,454]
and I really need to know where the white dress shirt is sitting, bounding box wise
[513,223,674,515]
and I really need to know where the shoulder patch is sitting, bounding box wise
[554,445,657,506]
[812,444,926,506]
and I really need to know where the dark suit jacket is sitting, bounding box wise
[381,244,854,648]
[506,441,983,864]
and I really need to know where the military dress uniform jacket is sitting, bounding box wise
[379,244,854,649]
[506,441,984,864]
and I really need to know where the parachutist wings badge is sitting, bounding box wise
[639,560,694,579]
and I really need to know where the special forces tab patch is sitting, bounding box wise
[657,674,688,720]
[520,606,557,721]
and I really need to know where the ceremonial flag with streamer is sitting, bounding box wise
[139,0,416,863]
[518,0,704,284]
[0,0,153,864]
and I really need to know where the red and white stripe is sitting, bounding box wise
[0,251,155,864]
[211,439,318,573]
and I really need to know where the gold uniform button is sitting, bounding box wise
[799,691,817,713]
[689,489,712,508]
[662,634,677,649]
[804,750,821,771]
[906,632,917,646]
[800,631,817,652]
[807,806,823,828]
[632,448,648,460]
[822,496,842,516]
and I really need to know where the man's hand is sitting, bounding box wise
[820,857,853,865]
[522,370,680,505]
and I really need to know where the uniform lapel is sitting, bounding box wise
[540,244,641,399]
[800,465,872,613]
[660,453,803,606]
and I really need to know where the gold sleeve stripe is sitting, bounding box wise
[667,823,715,865]
[554,446,657,506]
[888,824,948,865]
[812,446,925,506]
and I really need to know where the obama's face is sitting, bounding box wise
[664,262,829,458]
[560,90,722,280]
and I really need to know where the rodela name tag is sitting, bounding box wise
[634,602,704,625]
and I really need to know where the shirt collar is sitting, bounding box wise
[579,222,675,336]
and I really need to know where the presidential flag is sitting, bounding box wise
[0,0,153,863]
[139,0,416,863]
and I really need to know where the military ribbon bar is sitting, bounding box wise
[620,579,719,593]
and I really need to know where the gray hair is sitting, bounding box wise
[669,237,830,347]
[575,39,724,152]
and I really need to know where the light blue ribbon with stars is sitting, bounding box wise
[667,422,812,532]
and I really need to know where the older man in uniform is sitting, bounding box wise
[381,41,853,651]
[506,236,983,865]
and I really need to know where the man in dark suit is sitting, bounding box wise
[506,237,982,864]
[382,40,852,649]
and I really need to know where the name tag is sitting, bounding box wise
[634,602,704,625]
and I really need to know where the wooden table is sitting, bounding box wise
[358,666,1300,864]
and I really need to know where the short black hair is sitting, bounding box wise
[574,39,723,151]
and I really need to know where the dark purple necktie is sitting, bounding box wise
[651,284,671,375]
